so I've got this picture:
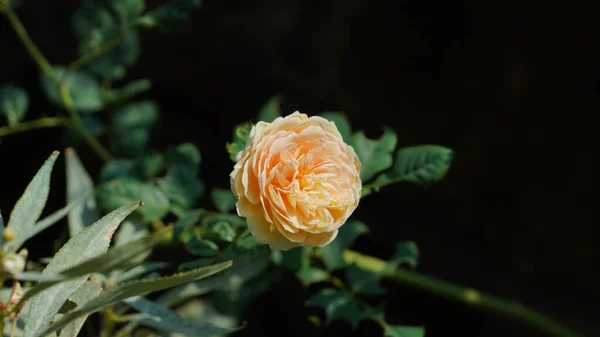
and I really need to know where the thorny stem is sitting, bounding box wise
[0,117,70,137]
[341,249,583,337]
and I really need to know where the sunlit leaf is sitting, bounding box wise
[97,177,170,224]
[66,148,99,237]
[113,262,169,283]
[40,68,103,112]
[226,122,252,162]
[136,0,202,31]
[23,202,141,337]
[6,151,59,251]
[211,188,236,213]
[0,84,28,125]
[40,261,232,337]
[351,128,397,181]
[58,280,103,337]
[319,112,351,142]
[384,325,426,337]
[320,220,368,270]
[122,296,240,336]
[257,95,281,123]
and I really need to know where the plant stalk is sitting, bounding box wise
[0,117,70,137]
[342,249,583,337]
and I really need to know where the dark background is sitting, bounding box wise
[1,1,598,336]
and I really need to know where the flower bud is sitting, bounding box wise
[2,253,26,275]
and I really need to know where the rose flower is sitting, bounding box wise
[230,112,362,250]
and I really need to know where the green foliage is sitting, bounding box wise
[226,122,252,162]
[136,0,202,31]
[318,112,352,142]
[390,241,419,269]
[211,188,237,213]
[384,325,426,337]
[65,148,99,237]
[72,0,140,81]
[369,145,454,193]
[182,231,219,257]
[41,261,232,336]
[97,177,170,224]
[101,78,152,105]
[308,288,363,327]
[257,95,281,122]
[351,128,398,182]
[297,267,329,286]
[158,165,205,211]
[346,264,385,295]
[110,101,159,155]
[56,280,103,337]
[23,201,141,337]
[123,296,239,336]
[0,83,28,125]
[41,67,103,112]
[320,220,368,270]
[5,151,59,252]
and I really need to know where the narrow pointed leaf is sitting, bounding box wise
[66,148,99,237]
[122,296,240,336]
[113,262,169,283]
[58,280,103,337]
[39,261,232,337]
[18,224,167,306]
[23,201,141,337]
[7,152,59,249]
[384,325,426,337]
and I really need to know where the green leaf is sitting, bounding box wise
[308,288,363,327]
[273,247,311,272]
[226,122,253,162]
[6,151,59,251]
[101,78,151,105]
[23,201,141,337]
[165,142,201,175]
[97,177,170,224]
[0,84,28,125]
[351,128,397,182]
[73,3,140,80]
[157,166,204,210]
[173,209,204,241]
[136,0,202,31]
[211,188,236,213]
[158,246,270,307]
[66,148,99,237]
[183,231,219,257]
[58,280,103,337]
[123,296,240,336]
[111,101,159,155]
[100,159,134,182]
[18,225,168,303]
[319,112,351,142]
[320,220,368,270]
[113,262,169,283]
[257,95,281,122]
[390,241,419,269]
[5,190,88,253]
[40,68,103,112]
[297,267,329,286]
[372,145,453,190]
[130,152,165,179]
[112,0,145,26]
[208,221,236,242]
[384,325,426,337]
[39,261,232,337]
[346,264,385,295]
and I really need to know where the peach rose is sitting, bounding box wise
[230,111,362,250]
